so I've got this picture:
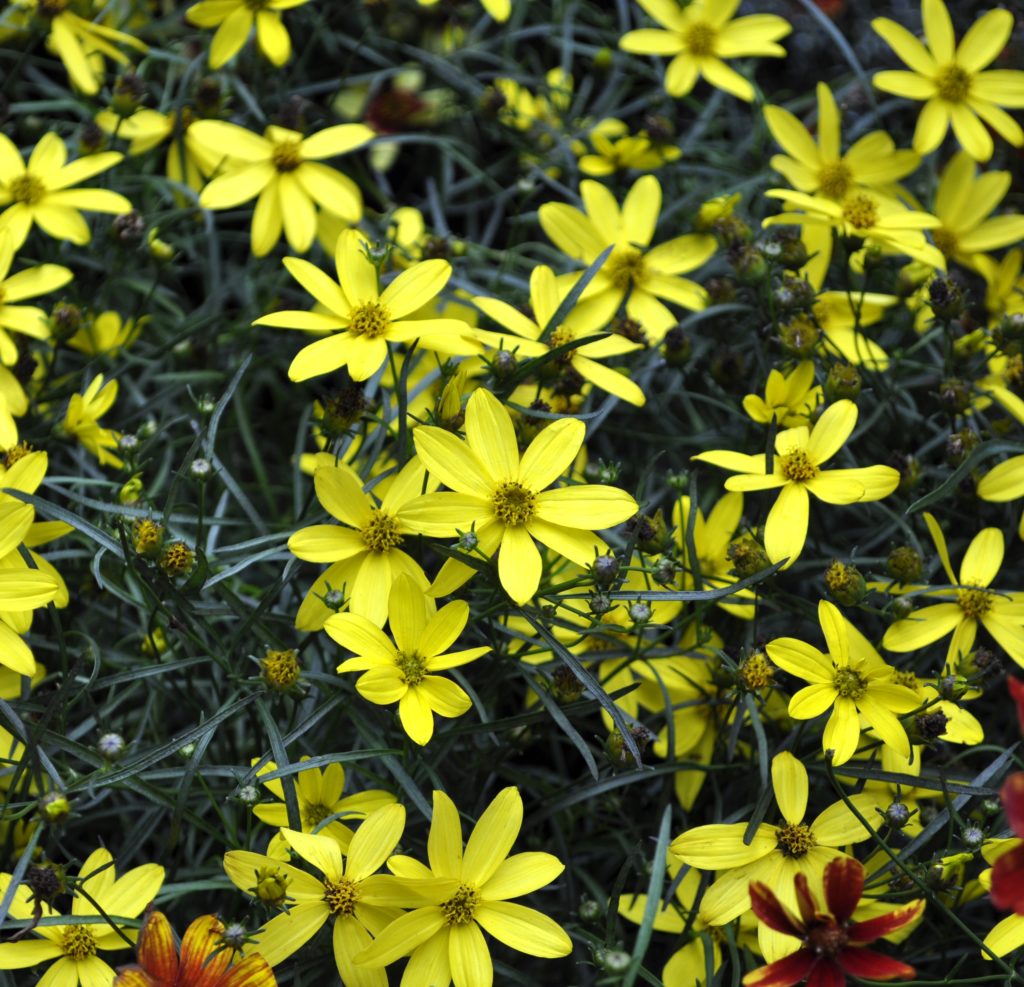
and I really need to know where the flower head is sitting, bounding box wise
[186,0,314,68]
[62,374,123,468]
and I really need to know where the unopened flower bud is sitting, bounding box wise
[237,784,260,806]
[728,534,769,578]
[778,313,820,358]
[491,349,517,378]
[824,560,866,606]
[457,529,479,552]
[887,546,923,585]
[890,597,915,621]
[159,541,195,578]
[591,553,620,587]
[884,801,912,829]
[112,210,145,243]
[39,792,71,824]
[261,649,301,690]
[662,326,691,366]
[254,866,291,906]
[628,601,652,624]
[824,363,862,401]
[189,457,213,480]
[946,428,979,466]
[97,732,125,760]
[550,666,584,704]
[578,897,601,922]
[597,949,631,974]
[132,518,164,557]
[928,276,965,321]
[961,824,985,850]
[589,591,613,615]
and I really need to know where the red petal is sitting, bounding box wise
[823,857,863,923]
[1001,773,1024,838]
[848,901,924,944]
[991,843,1024,914]
[742,950,817,987]
[220,954,279,987]
[839,947,916,981]
[136,911,179,982]
[806,960,846,987]
[112,969,159,987]
[794,872,818,927]
[178,915,232,987]
[750,881,805,937]
[1009,677,1024,735]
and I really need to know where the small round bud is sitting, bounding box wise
[550,666,584,704]
[118,433,139,453]
[78,121,106,154]
[928,276,965,321]
[261,648,301,691]
[738,651,775,692]
[958,646,1001,680]
[578,897,601,922]
[706,277,737,304]
[118,474,144,505]
[39,792,71,824]
[980,797,1002,817]
[778,313,820,358]
[179,742,197,759]
[589,592,613,615]
[606,726,651,768]
[937,674,968,701]
[642,114,674,143]
[653,557,677,585]
[937,378,972,415]
[478,86,507,117]
[592,46,613,71]
[112,210,145,244]
[254,865,291,907]
[97,732,125,760]
[491,349,517,378]
[159,541,195,578]
[189,457,213,480]
[884,801,912,829]
[51,302,82,341]
[220,922,249,952]
[319,386,367,437]
[236,784,260,806]
[132,518,164,557]
[890,597,915,621]
[598,949,631,974]
[662,326,691,367]
[628,601,652,624]
[729,243,765,280]
[137,418,158,439]
[945,428,979,466]
[457,530,479,552]
[195,394,217,415]
[886,546,923,585]
[824,560,866,606]
[728,535,770,578]
[961,824,985,850]
[323,588,345,610]
[824,363,862,401]
[591,553,620,588]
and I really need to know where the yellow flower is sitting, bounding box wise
[62,374,123,468]
[289,456,435,630]
[620,0,791,102]
[355,787,571,982]
[67,310,143,357]
[255,229,480,380]
[186,0,313,68]
[539,175,715,341]
[872,0,1024,161]
[494,68,571,134]
[767,600,920,765]
[0,847,165,987]
[982,248,1024,322]
[192,121,373,256]
[402,388,638,604]
[742,361,822,428]
[576,118,681,177]
[928,151,1024,272]
[883,512,1024,668]
[224,806,407,984]
[13,0,147,95]
[473,264,646,406]
[977,454,1024,541]
[693,399,900,567]
[809,287,897,370]
[0,132,131,250]
[327,575,490,745]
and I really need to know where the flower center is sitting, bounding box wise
[61,925,97,960]
[547,326,576,365]
[348,302,390,338]
[302,801,334,827]
[606,247,647,290]
[683,20,716,57]
[739,652,775,691]
[441,883,479,926]
[395,650,427,686]
[271,140,302,172]
[491,481,536,526]
[775,822,816,858]
[890,669,917,690]
[8,174,45,204]
[778,448,819,482]
[817,161,853,200]
[323,877,359,916]
[832,666,867,700]
[957,586,992,618]
[932,227,958,259]
[936,64,971,103]
[841,193,878,231]
[805,920,849,958]
[361,508,403,552]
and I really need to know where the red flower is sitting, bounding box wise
[1009,677,1024,736]
[113,910,276,987]
[743,857,923,987]
[991,772,1024,914]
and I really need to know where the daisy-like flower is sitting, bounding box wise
[62,374,123,468]
[186,0,313,68]
[766,600,920,765]
[619,0,791,102]
[575,118,682,177]
[808,286,898,371]
[255,229,480,381]
[671,752,878,955]
[692,399,901,567]
[743,857,923,987]
[67,310,144,358]
[0,229,72,364]
[191,121,373,256]
[13,0,148,95]
[224,806,407,987]
[927,151,1024,272]
[473,264,646,407]
[0,847,165,987]
[327,575,490,745]
[112,910,277,987]
[539,175,715,341]
[289,457,435,630]
[401,388,638,604]
[882,512,1024,668]
[742,361,822,428]
[355,787,571,985]
[872,0,1024,162]
[0,132,131,250]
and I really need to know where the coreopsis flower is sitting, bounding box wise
[12,0,148,95]
[0,368,28,448]
[0,847,164,987]
[991,773,1024,914]
[619,0,791,102]
[742,361,822,428]
[0,133,131,250]
[289,457,435,629]
[112,910,277,987]
[743,856,923,987]
[882,512,1024,668]
[255,229,480,380]
[0,229,72,364]
[872,0,1024,161]
[191,121,373,255]
[693,399,901,567]
[327,575,490,745]
[402,388,638,604]
[766,600,919,765]
[62,374,123,468]
[927,151,1024,272]
[224,806,407,985]
[671,752,878,956]
[809,287,897,371]
[473,264,646,406]
[575,118,682,176]
[67,310,143,357]
[355,787,572,983]
[249,755,396,850]
[494,68,572,135]
[186,0,313,68]
[982,249,1023,322]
